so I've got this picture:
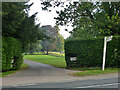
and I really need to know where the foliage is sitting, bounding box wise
[56,2,120,36]
[2,2,48,72]
[24,55,66,68]
[65,36,119,68]
[16,13,47,52]
[2,2,26,37]
[2,2,47,53]
[25,40,42,55]
[41,1,120,38]
[56,26,64,52]
[41,25,64,54]
[2,37,23,71]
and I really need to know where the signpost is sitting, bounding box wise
[102,36,113,71]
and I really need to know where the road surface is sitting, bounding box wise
[2,59,119,89]
[3,77,119,88]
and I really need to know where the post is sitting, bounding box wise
[102,37,107,71]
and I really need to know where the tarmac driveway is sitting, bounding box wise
[2,59,75,86]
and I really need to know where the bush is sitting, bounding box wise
[65,36,119,68]
[2,37,23,71]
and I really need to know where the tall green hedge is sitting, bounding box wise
[65,36,119,68]
[2,37,23,72]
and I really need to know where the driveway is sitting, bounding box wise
[2,59,118,87]
[2,59,76,86]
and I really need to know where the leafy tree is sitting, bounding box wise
[41,25,58,54]
[25,40,42,55]
[41,1,120,39]
[2,2,47,52]
[2,2,26,37]
[55,26,64,52]
[41,25,64,54]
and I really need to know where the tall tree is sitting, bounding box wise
[55,2,120,37]
[41,1,120,38]
[55,26,64,52]
[41,25,58,55]
[2,2,26,37]
[2,2,47,52]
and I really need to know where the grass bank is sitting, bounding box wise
[24,55,66,68]
[2,63,28,77]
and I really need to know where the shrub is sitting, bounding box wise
[2,37,23,71]
[65,36,119,68]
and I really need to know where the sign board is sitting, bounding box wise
[106,36,113,42]
[70,57,77,61]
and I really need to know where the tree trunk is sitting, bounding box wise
[47,50,49,55]
[46,47,49,55]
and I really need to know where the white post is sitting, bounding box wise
[102,37,107,71]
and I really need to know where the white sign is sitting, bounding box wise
[70,57,77,61]
[106,36,113,42]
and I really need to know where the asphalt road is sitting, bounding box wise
[3,77,119,88]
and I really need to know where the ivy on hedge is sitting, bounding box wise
[65,36,119,68]
[2,37,23,72]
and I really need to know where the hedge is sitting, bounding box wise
[2,37,23,72]
[65,36,120,68]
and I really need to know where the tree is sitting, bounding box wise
[25,40,42,55]
[41,1,120,39]
[56,2,120,37]
[2,2,47,52]
[2,2,26,37]
[41,25,58,55]
[2,2,48,71]
[55,26,64,52]
[41,25,64,54]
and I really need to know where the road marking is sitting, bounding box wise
[76,83,120,88]
[12,84,36,87]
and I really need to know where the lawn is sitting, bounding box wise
[24,55,66,68]
[48,52,65,57]
[1,63,28,77]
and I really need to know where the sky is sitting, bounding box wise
[27,0,73,39]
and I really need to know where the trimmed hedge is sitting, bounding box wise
[65,36,119,68]
[2,37,23,72]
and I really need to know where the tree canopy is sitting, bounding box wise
[41,1,120,39]
[2,2,47,52]
[41,25,64,54]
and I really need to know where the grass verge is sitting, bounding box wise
[2,63,28,77]
[69,68,118,76]
[24,55,66,68]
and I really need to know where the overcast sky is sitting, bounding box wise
[28,0,73,39]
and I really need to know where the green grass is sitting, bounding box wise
[24,55,66,68]
[69,68,118,76]
[1,63,28,77]
[48,52,65,57]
